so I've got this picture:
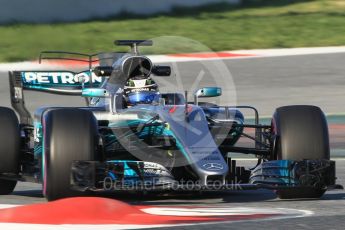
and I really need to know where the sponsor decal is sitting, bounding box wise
[125,87,153,94]
[21,71,103,85]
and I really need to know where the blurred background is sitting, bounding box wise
[0,0,344,61]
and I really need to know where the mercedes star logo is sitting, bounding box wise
[202,163,224,171]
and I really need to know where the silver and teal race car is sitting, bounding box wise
[0,40,337,201]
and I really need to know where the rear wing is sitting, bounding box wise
[10,42,153,125]
[10,70,104,94]
[8,70,104,125]
[39,51,126,68]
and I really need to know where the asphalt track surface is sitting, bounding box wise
[0,53,345,229]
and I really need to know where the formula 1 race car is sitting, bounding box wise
[0,40,337,201]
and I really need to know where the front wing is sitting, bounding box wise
[70,159,336,192]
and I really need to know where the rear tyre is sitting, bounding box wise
[0,107,20,195]
[43,109,98,201]
[272,105,329,199]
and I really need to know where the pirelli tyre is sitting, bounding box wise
[43,108,98,201]
[0,107,20,195]
[271,105,329,199]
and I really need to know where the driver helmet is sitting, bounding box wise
[124,76,159,106]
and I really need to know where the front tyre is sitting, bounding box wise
[272,105,329,199]
[43,109,98,201]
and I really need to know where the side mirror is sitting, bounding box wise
[93,66,113,77]
[152,65,171,76]
[82,88,109,97]
[194,87,222,105]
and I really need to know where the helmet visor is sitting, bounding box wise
[127,91,158,105]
